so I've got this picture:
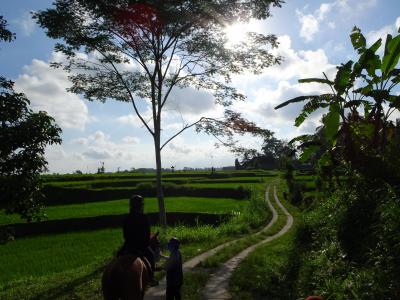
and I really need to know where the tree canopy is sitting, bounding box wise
[0,16,62,222]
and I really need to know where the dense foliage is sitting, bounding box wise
[0,17,62,222]
[276,28,400,298]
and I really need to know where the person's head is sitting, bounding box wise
[129,194,144,214]
[167,237,180,252]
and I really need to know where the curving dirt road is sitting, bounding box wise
[202,186,293,299]
[144,184,289,300]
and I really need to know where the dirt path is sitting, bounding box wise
[144,184,278,300]
[202,186,294,299]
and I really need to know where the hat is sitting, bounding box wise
[168,237,180,248]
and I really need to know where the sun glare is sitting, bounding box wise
[224,23,247,46]
[224,21,260,48]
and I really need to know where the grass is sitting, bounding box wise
[230,228,298,300]
[0,228,122,283]
[0,196,246,225]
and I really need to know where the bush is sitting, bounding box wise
[293,176,400,299]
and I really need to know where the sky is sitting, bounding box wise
[1,0,400,173]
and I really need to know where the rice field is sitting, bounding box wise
[0,170,277,299]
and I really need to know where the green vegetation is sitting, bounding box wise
[0,228,121,283]
[273,27,400,298]
[0,170,275,299]
[0,18,62,223]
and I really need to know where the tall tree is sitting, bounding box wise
[35,0,283,227]
[0,16,62,222]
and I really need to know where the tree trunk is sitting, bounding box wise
[154,132,167,227]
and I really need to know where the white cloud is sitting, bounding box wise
[317,3,333,20]
[83,148,113,159]
[235,35,336,83]
[296,2,333,42]
[14,55,92,130]
[296,0,378,42]
[117,107,153,129]
[228,35,336,140]
[366,25,394,46]
[166,87,216,116]
[71,138,88,145]
[45,145,67,160]
[297,11,319,42]
[168,142,192,155]
[122,136,140,144]
[366,17,400,49]
[71,130,143,162]
[335,0,377,14]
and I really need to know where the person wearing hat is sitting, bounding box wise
[118,194,158,286]
[165,237,183,300]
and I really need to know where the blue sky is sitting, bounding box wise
[1,0,400,173]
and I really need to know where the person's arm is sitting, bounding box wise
[122,217,129,241]
[160,253,169,260]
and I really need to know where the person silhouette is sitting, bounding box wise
[165,237,183,300]
[118,194,158,286]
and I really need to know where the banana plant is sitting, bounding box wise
[275,27,400,176]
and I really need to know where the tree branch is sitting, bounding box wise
[160,117,205,151]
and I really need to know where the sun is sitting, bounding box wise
[224,23,248,46]
[224,21,260,48]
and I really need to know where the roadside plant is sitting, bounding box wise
[275,27,400,186]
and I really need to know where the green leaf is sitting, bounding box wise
[318,152,332,167]
[300,144,320,162]
[369,38,382,53]
[294,96,330,127]
[334,61,353,95]
[352,122,374,139]
[363,101,372,116]
[298,78,334,85]
[384,34,393,57]
[366,89,390,101]
[350,27,366,53]
[289,134,314,145]
[382,34,400,77]
[356,49,381,77]
[389,95,400,109]
[343,100,370,108]
[323,104,340,143]
[274,95,318,110]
